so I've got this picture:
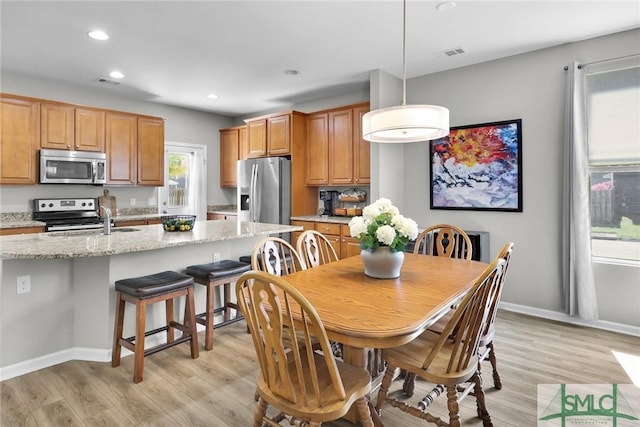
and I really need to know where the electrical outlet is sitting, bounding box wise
[148,197,156,206]
[17,275,31,294]
[130,198,136,206]
[213,253,221,262]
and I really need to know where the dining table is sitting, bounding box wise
[282,252,489,426]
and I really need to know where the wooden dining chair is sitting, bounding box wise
[251,236,306,276]
[375,257,505,427]
[236,271,374,427]
[413,224,473,260]
[296,230,339,269]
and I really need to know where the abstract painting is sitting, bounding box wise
[430,119,523,212]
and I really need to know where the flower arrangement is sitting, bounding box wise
[348,198,419,252]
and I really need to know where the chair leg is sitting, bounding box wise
[204,282,215,351]
[254,397,268,427]
[223,283,231,322]
[375,363,395,413]
[446,385,461,427]
[165,298,175,343]
[186,288,199,359]
[111,292,125,367]
[133,301,147,383]
[486,342,502,389]
[472,371,493,426]
[355,398,375,427]
[402,372,416,397]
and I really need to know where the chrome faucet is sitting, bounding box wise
[100,206,112,235]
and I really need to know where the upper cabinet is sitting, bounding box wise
[219,125,245,187]
[40,103,105,152]
[0,94,40,185]
[245,112,295,158]
[305,102,370,186]
[105,113,164,186]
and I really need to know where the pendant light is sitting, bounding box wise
[362,0,449,143]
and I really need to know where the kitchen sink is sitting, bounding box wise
[47,228,140,237]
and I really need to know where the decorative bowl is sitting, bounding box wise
[161,215,196,232]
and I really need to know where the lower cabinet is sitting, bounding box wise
[291,220,359,259]
[0,226,45,236]
[113,218,162,227]
[207,213,237,220]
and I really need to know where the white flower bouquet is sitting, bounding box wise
[348,198,419,252]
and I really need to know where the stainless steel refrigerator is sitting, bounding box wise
[237,157,291,224]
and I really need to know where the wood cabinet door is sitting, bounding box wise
[1,96,39,184]
[340,225,361,259]
[267,114,291,155]
[306,113,329,185]
[106,112,137,185]
[75,108,105,152]
[220,128,239,187]
[328,109,353,185]
[247,119,267,158]
[352,105,370,184]
[239,125,249,160]
[40,103,74,150]
[137,117,164,186]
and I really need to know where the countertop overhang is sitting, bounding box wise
[0,220,301,260]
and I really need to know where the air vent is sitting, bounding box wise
[96,77,120,85]
[442,46,466,57]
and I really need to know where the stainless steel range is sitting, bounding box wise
[33,198,104,232]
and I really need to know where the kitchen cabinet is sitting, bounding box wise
[0,94,40,185]
[305,102,369,186]
[219,126,242,187]
[137,116,164,186]
[291,220,360,260]
[105,113,164,186]
[340,224,361,259]
[0,226,45,236]
[245,112,295,158]
[207,213,237,220]
[314,222,342,257]
[113,218,162,227]
[40,103,105,152]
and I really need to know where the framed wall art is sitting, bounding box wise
[430,118,523,212]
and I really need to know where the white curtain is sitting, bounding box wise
[562,62,598,320]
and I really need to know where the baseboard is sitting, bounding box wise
[499,302,640,337]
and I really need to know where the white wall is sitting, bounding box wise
[395,29,640,327]
[0,72,234,210]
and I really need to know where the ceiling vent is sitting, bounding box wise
[442,46,466,57]
[96,77,120,85]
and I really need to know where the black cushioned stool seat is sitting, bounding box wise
[185,260,251,351]
[112,270,199,383]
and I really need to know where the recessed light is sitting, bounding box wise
[88,30,109,41]
[284,69,301,76]
[109,70,124,79]
[207,93,219,99]
[436,1,456,11]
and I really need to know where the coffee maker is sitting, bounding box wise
[319,190,340,216]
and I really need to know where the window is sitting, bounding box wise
[586,58,640,262]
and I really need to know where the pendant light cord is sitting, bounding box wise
[402,0,407,106]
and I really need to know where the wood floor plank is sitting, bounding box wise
[1,311,638,426]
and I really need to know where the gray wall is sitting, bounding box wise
[0,72,234,211]
[395,29,639,327]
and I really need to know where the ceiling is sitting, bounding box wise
[1,1,639,118]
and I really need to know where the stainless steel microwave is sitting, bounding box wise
[39,149,107,184]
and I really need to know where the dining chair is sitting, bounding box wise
[236,271,374,427]
[375,256,505,427]
[251,236,306,276]
[413,223,473,260]
[296,229,339,269]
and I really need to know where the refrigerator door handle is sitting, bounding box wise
[250,163,259,222]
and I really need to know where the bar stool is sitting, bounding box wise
[185,260,251,351]
[112,270,199,383]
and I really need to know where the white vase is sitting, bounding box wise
[360,247,405,279]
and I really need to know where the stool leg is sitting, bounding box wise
[133,300,147,383]
[204,281,215,351]
[166,299,175,343]
[223,283,231,322]
[186,288,200,359]
[112,292,125,367]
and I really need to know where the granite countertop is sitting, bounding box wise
[0,221,301,260]
[291,215,354,225]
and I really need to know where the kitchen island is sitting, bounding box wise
[0,220,300,380]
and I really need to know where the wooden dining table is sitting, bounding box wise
[282,252,489,425]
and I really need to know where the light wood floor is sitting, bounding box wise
[2,311,638,426]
